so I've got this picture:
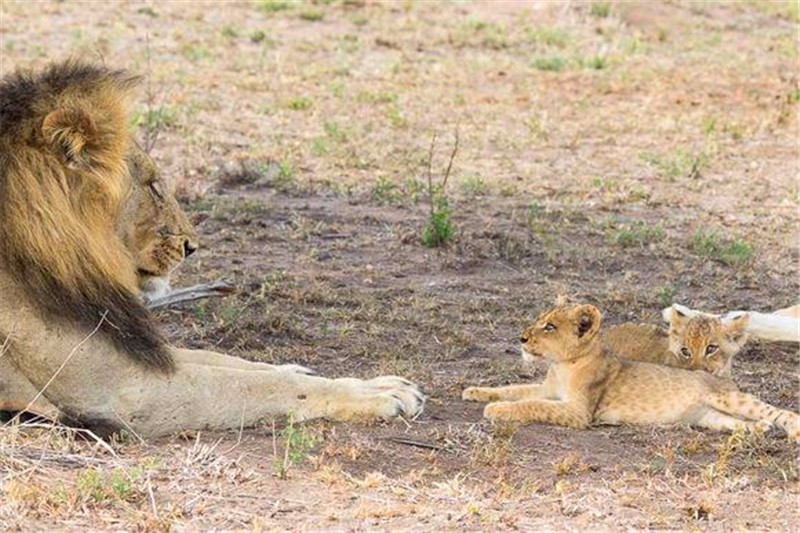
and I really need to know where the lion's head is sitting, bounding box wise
[120,144,199,302]
[0,60,174,370]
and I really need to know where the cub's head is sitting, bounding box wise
[666,305,749,377]
[118,144,199,302]
[520,299,603,363]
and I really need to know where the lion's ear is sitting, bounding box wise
[42,108,98,165]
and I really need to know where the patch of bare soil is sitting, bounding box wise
[1,0,799,530]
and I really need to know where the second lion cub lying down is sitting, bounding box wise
[603,305,749,378]
[462,301,800,442]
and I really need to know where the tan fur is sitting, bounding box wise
[463,301,800,442]
[119,144,199,301]
[604,306,749,378]
[773,304,800,319]
[0,61,424,436]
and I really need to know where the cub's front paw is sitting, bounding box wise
[462,386,496,403]
[483,401,515,421]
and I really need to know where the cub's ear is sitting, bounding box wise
[664,303,690,329]
[724,313,750,347]
[42,108,97,165]
[555,294,571,306]
[575,304,602,338]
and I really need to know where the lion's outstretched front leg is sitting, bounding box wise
[106,355,425,437]
[174,349,314,375]
[2,276,424,438]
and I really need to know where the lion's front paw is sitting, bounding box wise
[365,376,426,419]
[462,386,496,403]
[330,376,425,421]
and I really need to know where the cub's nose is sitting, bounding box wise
[184,240,198,257]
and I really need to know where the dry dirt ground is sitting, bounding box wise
[1,0,799,530]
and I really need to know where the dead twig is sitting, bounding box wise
[146,280,237,309]
[382,436,444,451]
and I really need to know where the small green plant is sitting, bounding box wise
[287,96,313,111]
[386,104,407,127]
[311,137,329,156]
[720,239,754,267]
[527,26,568,48]
[640,149,708,180]
[273,416,320,479]
[109,467,143,501]
[298,8,324,21]
[404,177,426,203]
[274,160,295,192]
[461,174,488,196]
[584,55,608,70]
[589,2,611,18]
[181,43,212,62]
[250,29,267,43]
[323,121,346,142]
[422,196,455,247]
[609,222,664,247]
[525,114,548,140]
[351,14,369,26]
[76,469,106,503]
[358,90,399,104]
[221,26,239,39]
[131,105,177,132]
[421,132,459,248]
[259,0,291,13]
[532,56,566,71]
[655,284,678,307]
[371,176,399,205]
[527,202,544,222]
[692,231,754,267]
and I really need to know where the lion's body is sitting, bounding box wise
[0,61,423,436]
[462,301,799,441]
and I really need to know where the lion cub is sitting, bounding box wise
[462,301,799,441]
[603,305,749,378]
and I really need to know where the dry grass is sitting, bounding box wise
[2,0,799,530]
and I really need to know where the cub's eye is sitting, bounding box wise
[705,344,719,356]
[680,347,691,358]
[543,323,556,332]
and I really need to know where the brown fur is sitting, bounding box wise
[0,61,170,370]
[0,61,424,436]
[119,144,199,299]
[603,306,749,377]
[463,301,800,441]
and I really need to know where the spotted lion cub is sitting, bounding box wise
[462,301,800,441]
[603,305,749,378]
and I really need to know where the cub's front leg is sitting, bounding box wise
[462,383,546,403]
[483,399,591,429]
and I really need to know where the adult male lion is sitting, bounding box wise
[0,61,424,437]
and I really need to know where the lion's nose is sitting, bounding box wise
[184,240,197,257]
